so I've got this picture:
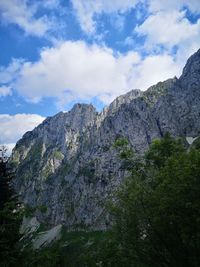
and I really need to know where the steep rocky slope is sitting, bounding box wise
[11,49,200,229]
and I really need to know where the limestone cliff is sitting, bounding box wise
[11,49,200,229]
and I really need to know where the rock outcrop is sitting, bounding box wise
[11,49,200,230]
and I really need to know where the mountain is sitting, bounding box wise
[11,49,200,230]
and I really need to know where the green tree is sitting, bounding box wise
[109,134,200,267]
[0,146,23,267]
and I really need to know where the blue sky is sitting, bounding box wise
[0,0,200,152]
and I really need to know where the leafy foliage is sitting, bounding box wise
[108,134,200,267]
[18,230,108,267]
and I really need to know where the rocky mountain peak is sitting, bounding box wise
[67,103,98,130]
[11,49,200,230]
[111,89,142,107]
[180,48,200,90]
[70,103,96,113]
[105,89,142,115]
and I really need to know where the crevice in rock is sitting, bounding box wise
[155,118,163,137]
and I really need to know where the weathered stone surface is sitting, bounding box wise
[20,216,40,236]
[11,49,200,230]
[33,225,62,249]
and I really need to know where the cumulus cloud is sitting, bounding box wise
[70,0,200,72]
[71,0,200,34]
[135,5,200,66]
[136,10,200,50]
[0,86,12,97]
[1,2,199,108]
[3,41,141,105]
[128,54,181,90]
[71,0,140,33]
[0,114,45,154]
[0,0,52,36]
[1,40,184,106]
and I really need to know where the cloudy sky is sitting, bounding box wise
[0,0,200,153]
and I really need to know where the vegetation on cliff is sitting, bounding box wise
[1,134,200,266]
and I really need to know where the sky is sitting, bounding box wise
[0,0,200,154]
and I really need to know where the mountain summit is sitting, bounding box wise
[11,49,200,229]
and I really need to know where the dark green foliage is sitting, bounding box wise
[0,161,11,208]
[0,202,23,266]
[24,204,48,216]
[2,135,200,267]
[29,135,196,267]
[113,137,129,148]
[19,244,61,267]
[24,205,36,217]
[108,134,200,267]
[192,137,200,150]
[113,137,134,170]
[0,146,23,267]
[145,133,184,167]
[19,230,108,267]
[38,205,48,213]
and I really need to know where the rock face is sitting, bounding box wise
[11,49,200,230]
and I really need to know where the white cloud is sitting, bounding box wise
[71,0,140,33]
[41,0,60,9]
[71,0,200,34]
[0,86,12,97]
[136,10,200,50]
[148,0,184,12]
[148,0,200,13]
[0,0,52,36]
[135,6,200,66]
[0,114,45,146]
[128,54,181,90]
[5,41,141,105]
[0,58,24,83]
[186,0,200,13]
[124,36,135,47]
[1,40,184,106]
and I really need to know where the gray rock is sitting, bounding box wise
[20,216,40,235]
[33,224,62,249]
[11,48,200,230]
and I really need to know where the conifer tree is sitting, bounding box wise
[0,145,22,266]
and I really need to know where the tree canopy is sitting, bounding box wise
[108,134,200,267]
